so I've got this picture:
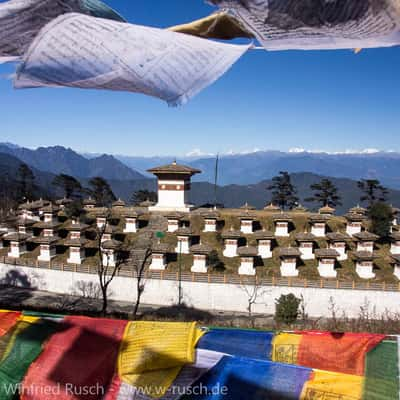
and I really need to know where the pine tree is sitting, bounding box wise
[368,202,393,238]
[267,171,299,210]
[16,163,35,202]
[305,178,342,208]
[130,189,157,205]
[357,179,388,208]
[52,174,82,199]
[64,200,86,220]
[88,177,116,207]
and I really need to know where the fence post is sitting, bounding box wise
[208,273,211,284]
[336,280,339,289]
[224,273,227,284]
[272,276,275,286]
[352,281,355,290]
[320,279,323,289]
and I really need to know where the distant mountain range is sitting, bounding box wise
[113,150,400,189]
[0,143,145,181]
[2,142,400,213]
[2,150,399,214]
[0,152,55,200]
[4,143,400,189]
[105,172,400,213]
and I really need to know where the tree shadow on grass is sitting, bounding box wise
[142,304,214,323]
[0,269,35,307]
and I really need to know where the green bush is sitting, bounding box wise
[275,293,301,324]
[369,202,393,239]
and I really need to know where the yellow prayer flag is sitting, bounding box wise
[118,321,204,398]
[301,369,364,400]
[271,333,302,364]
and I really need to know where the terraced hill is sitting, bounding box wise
[1,204,399,284]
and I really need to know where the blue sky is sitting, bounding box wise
[0,0,399,156]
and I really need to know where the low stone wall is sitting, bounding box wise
[1,262,399,318]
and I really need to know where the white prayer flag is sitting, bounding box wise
[14,13,250,106]
[0,0,124,63]
[209,0,400,50]
[116,350,225,400]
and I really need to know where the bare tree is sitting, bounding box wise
[95,211,128,316]
[73,280,102,299]
[52,294,81,313]
[239,276,270,317]
[299,294,308,324]
[94,206,154,317]
[131,240,153,319]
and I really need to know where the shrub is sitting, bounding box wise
[275,293,301,324]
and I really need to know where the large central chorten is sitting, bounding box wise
[147,161,201,212]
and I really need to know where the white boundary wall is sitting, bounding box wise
[1,263,399,318]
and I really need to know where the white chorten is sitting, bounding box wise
[6,233,29,258]
[390,232,400,255]
[148,161,201,212]
[353,231,379,253]
[391,255,400,280]
[327,232,349,261]
[309,215,329,238]
[295,232,316,260]
[345,213,364,236]
[255,230,274,259]
[273,214,292,237]
[355,251,376,279]
[222,229,241,258]
[315,249,339,278]
[238,246,258,276]
[149,243,170,271]
[279,247,301,277]
[190,244,212,273]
